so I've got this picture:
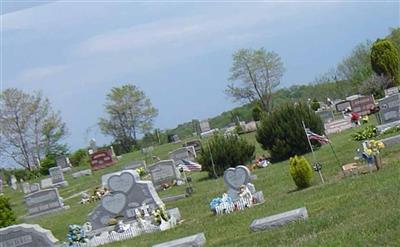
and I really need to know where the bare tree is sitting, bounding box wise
[226,48,285,112]
[0,88,67,170]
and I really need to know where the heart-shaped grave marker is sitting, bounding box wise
[108,172,135,193]
[223,165,251,190]
[102,192,127,215]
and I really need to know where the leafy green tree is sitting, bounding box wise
[226,48,285,113]
[39,155,57,175]
[69,149,90,167]
[198,134,255,177]
[336,41,373,85]
[0,195,16,227]
[371,39,400,87]
[256,102,324,162]
[289,155,313,189]
[99,84,158,154]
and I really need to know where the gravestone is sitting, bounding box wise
[30,183,40,193]
[346,94,375,116]
[380,134,400,147]
[90,149,117,171]
[384,86,399,97]
[125,160,147,170]
[249,207,308,231]
[10,175,18,190]
[200,119,211,133]
[0,179,3,194]
[378,93,400,124]
[183,139,202,153]
[89,138,97,153]
[24,188,69,219]
[335,100,351,112]
[88,170,164,230]
[72,169,92,179]
[152,233,206,247]
[0,223,58,247]
[316,110,334,123]
[223,165,263,203]
[169,147,196,165]
[324,119,352,134]
[148,160,181,189]
[22,182,31,194]
[56,156,72,171]
[48,167,68,187]
[40,178,53,189]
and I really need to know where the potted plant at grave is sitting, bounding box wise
[364,140,385,170]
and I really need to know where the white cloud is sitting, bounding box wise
[17,65,68,83]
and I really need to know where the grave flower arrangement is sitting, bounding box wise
[66,224,88,245]
[364,140,385,170]
[136,167,146,177]
[152,205,169,225]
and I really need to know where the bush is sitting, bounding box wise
[0,195,16,227]
[252,105,263,121]
[197,134,255,177]
[289,155,313,189]
[69,149,90,167]
[351,125,377,141]
[256,102,324,162]
[2,169,40,183]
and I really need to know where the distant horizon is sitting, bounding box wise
[2,1,399,155]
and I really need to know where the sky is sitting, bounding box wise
[1,0,399,151]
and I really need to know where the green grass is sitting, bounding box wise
[2,126,400,246]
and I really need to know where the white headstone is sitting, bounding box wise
[10,175,17,190]
[22,182,31,194]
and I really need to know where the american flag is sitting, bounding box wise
[305,128,330,144]
[179,159,202,172]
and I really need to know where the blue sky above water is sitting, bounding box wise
[2,1,399,151]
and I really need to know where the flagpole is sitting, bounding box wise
[207,141,218,179]
[302,120,325,184]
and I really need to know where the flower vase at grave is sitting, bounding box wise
[373,155,382,170]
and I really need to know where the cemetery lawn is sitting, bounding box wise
[4,128,400,246]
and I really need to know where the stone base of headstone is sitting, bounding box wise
[152,233,206,247]
[376,120,400,132]
[250,174,257,180]
[167,208,181,222]
[23,205,70,220]
[252,191,265,204]
[52,181,69,188]
[380,134,400,146]
[61,167,72,172]
[72,169,92,178]
[249,207,308,232]
[162,194,187,203]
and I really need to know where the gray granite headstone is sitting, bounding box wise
[56,156,72,171]
[0,179,3,193]
[72,169,92,178]
[148,160,180,189]
[162,194,186,203]
[249,207,308,232]
[40,178,53,189]
[200,119,211,133]
[0,223,58,247]
[88,170,164,230]
[48,167,68,187]
[316,110,334,123]
[22,182,31,194]
[223,165,251,201]
[125,160,147,170]
[24,188,69,219]
[169,148,196,165]
[380,134,400,146]
[30,183,40,193]
[152,233,206,247]
[378,93,400,124]
[183,140,202,153]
